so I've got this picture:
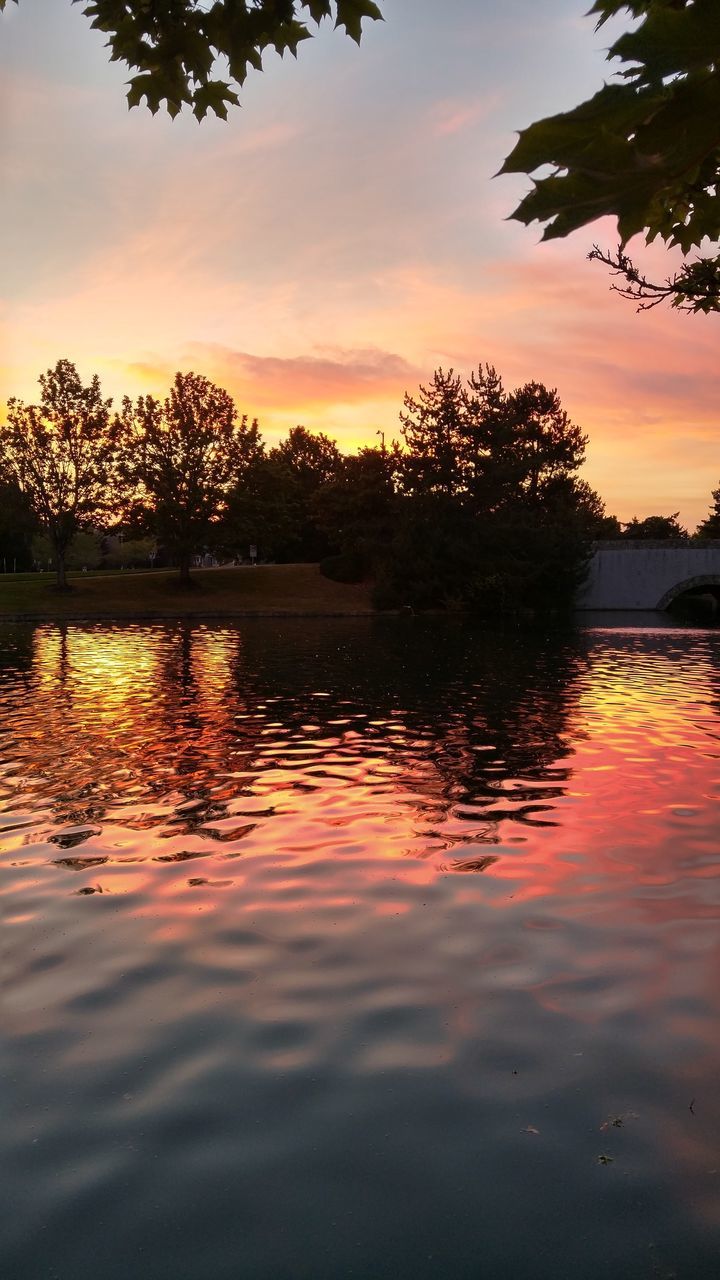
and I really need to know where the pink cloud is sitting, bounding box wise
[429,94,500,138]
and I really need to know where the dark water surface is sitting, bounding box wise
[1,618,719,1279]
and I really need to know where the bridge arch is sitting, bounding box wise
[656,575,720,611]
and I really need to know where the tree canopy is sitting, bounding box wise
[1,359,119,588]
[0,1,383,120]
[121,371,260,582]
[376,364,600,614]
[620,512,688,540]
[501,1,720,313]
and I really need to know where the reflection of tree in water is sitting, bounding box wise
[684,630,720,735]
[0,619,586,849]
[0,623,35,680]
[231,618,587,843]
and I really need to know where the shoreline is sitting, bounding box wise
[0,608,378,623]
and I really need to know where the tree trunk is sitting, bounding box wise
[178,554,192,586]
[55,548,68,591]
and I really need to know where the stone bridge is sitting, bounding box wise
[577,541,720,611]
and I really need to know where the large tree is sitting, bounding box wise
[121,371,260,583]
[0,1,383,119]
[1,359,118,588]
[381,363,594,614]
[501,1,720,313]
[399,365,587,513]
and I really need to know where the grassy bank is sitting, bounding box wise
[0,565,375,620]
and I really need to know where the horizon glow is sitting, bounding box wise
[1,0,718,530]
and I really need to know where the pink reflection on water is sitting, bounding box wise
[2,620,720,1231]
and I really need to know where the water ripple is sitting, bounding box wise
[1,618,720,1279]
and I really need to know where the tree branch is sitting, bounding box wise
[588,244,720,314]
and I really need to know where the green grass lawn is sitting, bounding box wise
[0,565,375,619]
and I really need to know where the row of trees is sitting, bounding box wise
[601,509,720,542]
[0,360,344,587]
[0,358,600,614]
[3,356,714,613]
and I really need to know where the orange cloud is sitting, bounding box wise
[120,345,420,449]
[183,343,420,407]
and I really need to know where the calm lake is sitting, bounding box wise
[1,618,719,1279]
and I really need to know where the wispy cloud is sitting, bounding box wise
[3,1,719,527]
[429,94,500,138]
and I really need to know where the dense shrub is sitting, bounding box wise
[319,551,367,584]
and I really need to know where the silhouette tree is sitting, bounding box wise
[121,371,260,584]
[223,451,298,562]
[400,369,469,499]
[539,475,621,540]
[314,444,399,577]
[499,381,587,507]
[268,425,342,560]
[1,359,118,588]
[621,513,688,541]
[381,364,592,614]
[0,473,36,571]
[0,1,383,119]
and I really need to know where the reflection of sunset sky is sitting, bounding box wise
[3,621,720,1252]
[3,1,720,528]
[6,622,720,923]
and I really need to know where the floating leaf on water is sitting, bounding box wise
[600,1111,638,1130]
[600,1116,624,1131]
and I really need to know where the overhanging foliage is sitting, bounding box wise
[501,1,720,254]
[0,0,383,119]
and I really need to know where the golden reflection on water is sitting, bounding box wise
[5,622,720,911]
[2,620,720,1259]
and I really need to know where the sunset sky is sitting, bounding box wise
[2,0,719,530]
